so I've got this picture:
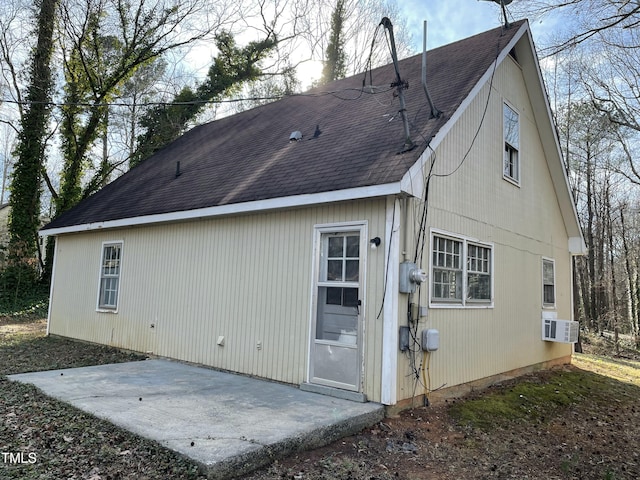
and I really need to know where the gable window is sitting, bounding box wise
[542,258,556,307]
[503,103,520,184]
[431,231,493,307]
[98,242,123,311]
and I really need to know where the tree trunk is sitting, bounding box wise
[8,0,58,277]
[585,146,598,330]
[605,184,618,350]
[620,207,639,337]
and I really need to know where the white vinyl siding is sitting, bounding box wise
[394,46,576,402]
[97,242,122,311]
[48,199,387,402]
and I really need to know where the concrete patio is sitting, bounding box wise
[9,359,384,478]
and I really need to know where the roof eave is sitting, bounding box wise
[39,182,403,237]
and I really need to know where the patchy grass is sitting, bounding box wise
[573,352,640,385]
[447,364,632,431]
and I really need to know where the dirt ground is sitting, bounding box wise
[243,335,640,480]
[241,385,640,479]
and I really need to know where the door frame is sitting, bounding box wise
[307,221,368,392]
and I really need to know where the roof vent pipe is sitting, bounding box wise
[175,161,181,178]
[422,21,441,119]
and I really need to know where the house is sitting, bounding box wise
[41,19,585,408]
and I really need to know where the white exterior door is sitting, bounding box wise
[309,225,366,392]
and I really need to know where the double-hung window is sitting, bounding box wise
[431,231,493,307]
[432,236,463,302]
[542,258,556,307]
[467,243,492,302]
[97,242,123,311]
[503,103,520,184]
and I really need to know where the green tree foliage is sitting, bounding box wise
[132,32,276,166]
[57,15,120,215]
[320,0,347,84]
[38,0,232,282]
[53,0,228,219]
[7,0,59,288]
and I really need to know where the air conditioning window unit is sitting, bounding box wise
[542,318,578,343]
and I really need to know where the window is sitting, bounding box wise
[432,236,463,301]
[326,235,359,283]
[467,244,491,301]
[320,233,360,309]
[503,103,520,184]
[543,258,555,307]
[431,232,493,307]
[98,242,122,311]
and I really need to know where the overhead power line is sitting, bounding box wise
[0,85,396,109]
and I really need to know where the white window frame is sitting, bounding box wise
[503,101,520,186]
[542,257,556,309]
[429,229,494,309]
[96,241,123,312]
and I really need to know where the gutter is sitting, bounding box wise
[39,182,406,237]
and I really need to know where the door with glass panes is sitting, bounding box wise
[310,227,364,391]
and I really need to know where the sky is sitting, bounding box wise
[290,0,567,85]
[400,0,562,53]
[402,0,509,51]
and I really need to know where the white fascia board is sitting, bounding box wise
[39,183,402,237]
[401,22,528,199]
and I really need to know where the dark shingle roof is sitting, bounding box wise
[44,20,526,231]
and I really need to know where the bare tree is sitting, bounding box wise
[511,0,640,56]
[515,0,640,346]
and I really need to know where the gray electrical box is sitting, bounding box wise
[399,262,427,293]
[421,328,439,352]
[399,326,410,351]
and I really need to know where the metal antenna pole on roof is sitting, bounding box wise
[422,21,441,119]
[380,17,414,152]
